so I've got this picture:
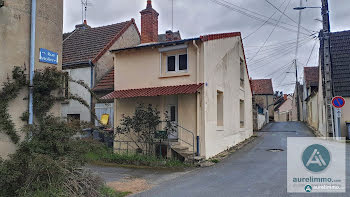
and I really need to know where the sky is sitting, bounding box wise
[63,0,350,94]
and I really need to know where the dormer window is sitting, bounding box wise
[166,54,188,72]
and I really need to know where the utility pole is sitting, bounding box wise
[320,0,334,137]
[294,0,303,121]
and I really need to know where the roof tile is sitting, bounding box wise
[304,67,319,87]
[101,83,204,100]
[251,79,274,95]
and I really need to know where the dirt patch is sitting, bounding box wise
[107,178,152,195]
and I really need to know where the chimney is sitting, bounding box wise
[140,0,159,43]
[75,20,91,30]
[283,94,288,100]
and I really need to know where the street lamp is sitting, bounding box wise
[293,6,321,10]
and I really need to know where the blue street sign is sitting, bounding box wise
[39,48,58,65]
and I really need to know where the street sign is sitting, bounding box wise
[39,48,58,65]
[332,96,345,108]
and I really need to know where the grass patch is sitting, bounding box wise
[210,159,220,163]
[84,141,190,168]
[99,186,131,197]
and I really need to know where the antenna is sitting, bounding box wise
[172,0,174,31]
[81,0,92,24]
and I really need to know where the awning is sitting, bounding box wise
[101,83,204,99]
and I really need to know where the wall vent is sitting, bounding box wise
[0,0,4,7]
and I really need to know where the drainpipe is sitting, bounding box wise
[28,0,37,125]
[193,40,200,156]
[89,60,94,122]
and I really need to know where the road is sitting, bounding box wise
[133,122,350,197]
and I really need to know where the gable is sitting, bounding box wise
[63,20,136,67]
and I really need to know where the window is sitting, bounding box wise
[67,114,80,123]
[167,56,176,72]
[240,100,245,128]
[62,72,69,99]
[170,106,176,122]
[167,54,188,72]
[240,58,244,88]
[179,54,188,71]
[217,91,224,126]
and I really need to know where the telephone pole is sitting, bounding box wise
[320,0,334,137]
[294,0,303,121]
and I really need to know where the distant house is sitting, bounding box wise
[251,79,274,130]
[274,94,293,122]
[102,0,253,159]
[62,19,141,124]
[318,30,350,138]
[303,67,319,130]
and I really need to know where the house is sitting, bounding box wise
[274,94,293,122]
[303,67,319,130]
[62,19,141,124]
[290,83,303,122]
[0,0,63,158]
[251,79,274,130]
[318,30,350,138]
[102,0,253,159]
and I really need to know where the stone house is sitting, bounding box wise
[303,67,319,130]
[251,79,274,130]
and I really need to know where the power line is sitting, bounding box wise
[264,0,315,34]
[208,0,312,36]
[304,39,318,67]
[249,0,294,62]
[243,0,288,40]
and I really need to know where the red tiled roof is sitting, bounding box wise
[93,68,114,91]
[63,19,139,66]
[200,32,241,42]
[101,83,204,100]
[304,67,319,87]
[251,79,274,95]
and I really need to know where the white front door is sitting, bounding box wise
[168,104,178,139]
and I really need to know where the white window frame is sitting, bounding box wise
[166,52,188,73]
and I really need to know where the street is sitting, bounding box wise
[131,122,350,197]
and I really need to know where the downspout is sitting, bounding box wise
[193,40,200,156]
[28,0,37,125]
[89,60,94,122]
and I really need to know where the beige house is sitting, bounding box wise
[0,0,63,158]
[274,95,293,122]
[102,1,253,159]
[303,67,319,130]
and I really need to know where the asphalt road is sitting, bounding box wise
[133,122,350,197]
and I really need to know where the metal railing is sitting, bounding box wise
[167,122,195,162]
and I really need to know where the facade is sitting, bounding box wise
[303,67,319,130]
[0,0,63,158]
[319,30,350,138]
[251,79,274,130]
[62,19,141,123]
[274,95,293,122]
[102,1,253,159]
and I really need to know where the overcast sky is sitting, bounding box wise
[63,0,350,93]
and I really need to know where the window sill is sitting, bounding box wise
[217,126,224,131]
[159,74,190,79]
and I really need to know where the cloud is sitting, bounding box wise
[63,0,350,93]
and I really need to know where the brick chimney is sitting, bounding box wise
[140,0,159,43]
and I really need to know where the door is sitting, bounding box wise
[168,104,178,139]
